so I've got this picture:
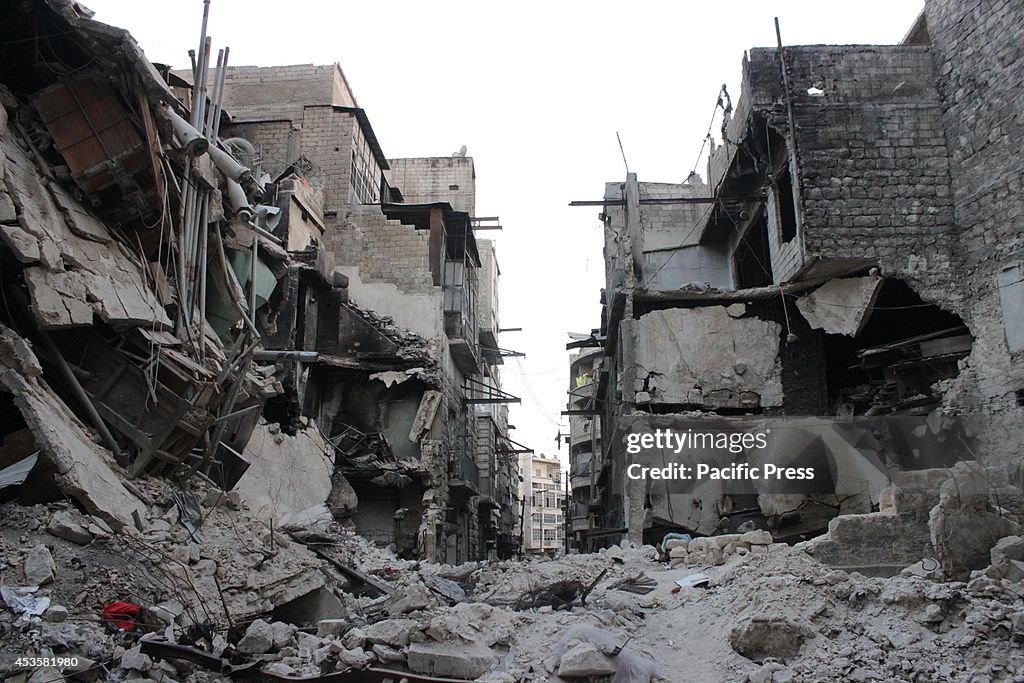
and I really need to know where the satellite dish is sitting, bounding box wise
[453,145,468,158]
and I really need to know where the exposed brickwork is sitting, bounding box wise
[324,206,433,294]
[217,64,356,122]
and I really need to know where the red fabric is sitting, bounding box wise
[102,601,141,631]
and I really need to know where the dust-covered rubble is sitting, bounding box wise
[5,478,1024,682]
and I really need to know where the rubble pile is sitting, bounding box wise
[7,493,1024,683]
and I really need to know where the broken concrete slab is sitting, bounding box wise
[557,642,618,678]
[0,324,42,377]
[362,618,420,647]
[406,639,500,679]
[626,306,782,409]
[24,267,93,328]
[237,618,275,654]
[796,276,882,336]
[409,390,442,442]
[0,368,145,530]
[47,509,94,545]
[237,419,335,522]
[24,543,56,585]
[729,615,812,663]
[0,223,40,263]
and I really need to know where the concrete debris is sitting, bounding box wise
[1,3,1023,683]
[46,509,94,546]
[407,639,500,679]
[237,618,275,654]
[795,276,883,336]
[23,544,56,586]
[557,642,618,677]
[3,491,1024,681]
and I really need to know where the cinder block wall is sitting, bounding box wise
[389,158,476,215]
[218,64,355,122]
[324,206,433,294]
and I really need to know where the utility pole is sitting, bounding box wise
[564,473,571,554]
[519,491,526,558]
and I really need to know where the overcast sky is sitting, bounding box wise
[86,0,925,464]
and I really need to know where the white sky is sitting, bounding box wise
[85,0,925,464]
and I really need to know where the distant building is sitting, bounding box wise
[567,349,603,551]
[519,454,565,554]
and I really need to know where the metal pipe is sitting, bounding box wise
[250,223,283,245]
[190,0,211,129]
[206,144,249,182]
[180,179,197,322]
[188,189,207,318]
[194,37,212,136]
[252,350,319,362]
[210,403,261,426]
[211,46,229,140]
[224,178,253,221]
[176,159,194,329]
[162,107,209,157]
[204,49,224,141]
[197,193,210,339]
[36,329,125,467]
[249,235,258,327]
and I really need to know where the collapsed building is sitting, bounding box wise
[571,0,1024,577]
[0,0,523,588]
[191,63,528,563]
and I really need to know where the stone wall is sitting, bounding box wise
[924,0,1024,466]
[744,46,958,292]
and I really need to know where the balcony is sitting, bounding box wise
[571,473,591,490]
[444,259,480,375]
[448,446,480,498]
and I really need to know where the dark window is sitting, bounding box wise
[776,167,797,243]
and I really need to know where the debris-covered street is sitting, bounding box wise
[3,0,1024,681]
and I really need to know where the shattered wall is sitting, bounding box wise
[623,306,783,410]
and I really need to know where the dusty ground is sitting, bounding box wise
[4,481,1024,682]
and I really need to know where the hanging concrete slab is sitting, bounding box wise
[796,276,883,337]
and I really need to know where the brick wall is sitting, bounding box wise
[924,0,1024,463]
[221,120,294,180]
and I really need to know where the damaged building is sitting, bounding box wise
[575,0,1024,579]
[0,0,522,591]
[169,63,526,563]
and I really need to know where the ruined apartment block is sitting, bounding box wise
[578,0,1024,581]
[181,63,527,564]
[567,349,602,551]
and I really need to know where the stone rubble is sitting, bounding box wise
[5,483,1024,683]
